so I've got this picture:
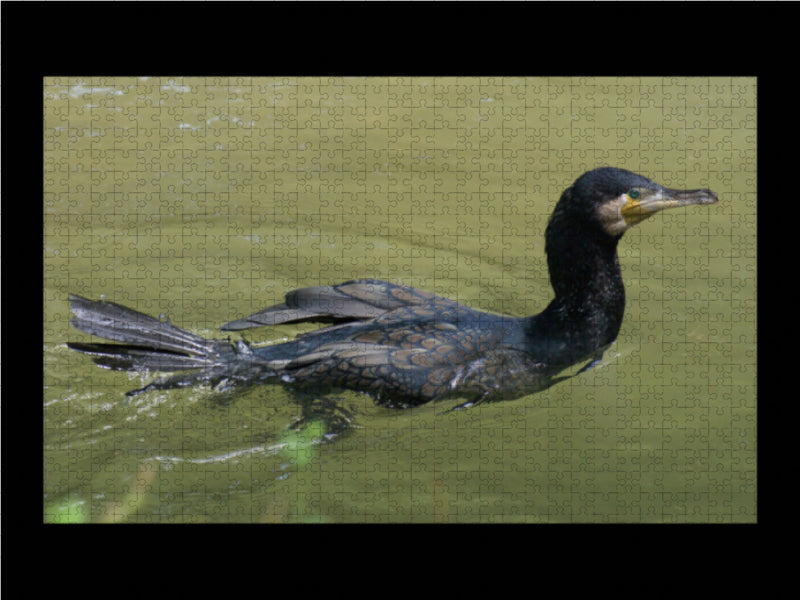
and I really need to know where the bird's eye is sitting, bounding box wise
[628,190,640,200]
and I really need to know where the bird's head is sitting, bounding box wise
[550,167,719,239]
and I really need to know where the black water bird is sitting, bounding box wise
[67,168,718,407]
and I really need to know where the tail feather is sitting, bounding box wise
[67,295,249,384]
[69,294,217,357]
[68,295,283,395]
[66,341,222,371]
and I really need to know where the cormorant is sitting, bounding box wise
[67,167,718,407]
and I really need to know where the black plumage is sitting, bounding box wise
[68,167,717,407]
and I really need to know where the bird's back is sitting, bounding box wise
[248,280,545,406]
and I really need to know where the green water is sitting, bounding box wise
[43,77,756,522]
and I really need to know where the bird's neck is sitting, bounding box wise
[525,220,626,365]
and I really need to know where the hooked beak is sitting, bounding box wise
[621,187,719,226]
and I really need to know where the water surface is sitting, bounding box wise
[43,77,756,522]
